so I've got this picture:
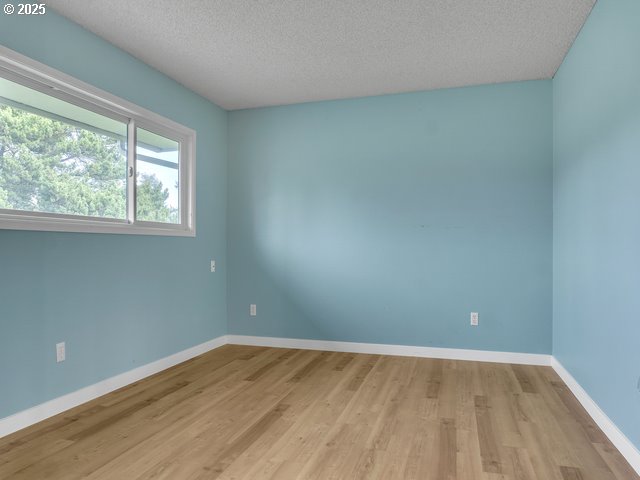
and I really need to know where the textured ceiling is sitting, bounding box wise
[48,0,595,110]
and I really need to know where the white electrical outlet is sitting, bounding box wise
[250,304,257,316]
[56,342,66,362]
[470,312,479,326]
[210,260,216,272]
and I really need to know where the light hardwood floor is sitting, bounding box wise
[0,345,637,479]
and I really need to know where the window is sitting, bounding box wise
[0,47,195,236]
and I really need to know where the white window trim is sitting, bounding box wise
[0,46,196,237]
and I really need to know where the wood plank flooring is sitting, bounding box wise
[0,345,637,479]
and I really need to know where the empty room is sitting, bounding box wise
[0,0,638,478]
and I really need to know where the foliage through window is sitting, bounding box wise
[135,128,180,224]
[0,96,128,220]
[0,48,195,236]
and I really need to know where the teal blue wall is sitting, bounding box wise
[553,0,640,448]
[0,11,227,418]
[228,81,553,353]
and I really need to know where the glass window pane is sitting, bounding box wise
[0,76,128,219]
[135,127,179,224]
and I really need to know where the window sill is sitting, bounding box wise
[0,213,195,237]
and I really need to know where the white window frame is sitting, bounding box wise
[0,46,196,237]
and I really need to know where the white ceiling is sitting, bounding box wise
[48,0,595,110]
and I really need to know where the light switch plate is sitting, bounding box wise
[56,342,65,362]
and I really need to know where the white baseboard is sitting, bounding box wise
[551,357,640,475]
[226,335,551,366]
[0,335,228,439]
